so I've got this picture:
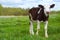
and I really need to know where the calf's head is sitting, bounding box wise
[38,4,55,14]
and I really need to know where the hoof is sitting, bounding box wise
[45,35,48,38]
[30,31,34,35]
[32,32,34,35]
[36,32,38,35]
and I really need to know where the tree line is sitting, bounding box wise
[0,4,29,16]
[0,4,60,16]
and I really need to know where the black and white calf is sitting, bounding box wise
[29,4,55,38]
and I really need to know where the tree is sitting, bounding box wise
[0,4,3,15]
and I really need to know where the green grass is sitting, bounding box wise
[0,13,60,40]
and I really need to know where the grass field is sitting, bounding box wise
[0,13,60,40]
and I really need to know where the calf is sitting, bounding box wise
[29,4,55,38]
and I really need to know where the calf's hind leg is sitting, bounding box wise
[36,20,40,35]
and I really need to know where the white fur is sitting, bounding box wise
[44,5,50,12]
[36,20,40,35]
[38,8,42,14]
[29,13,33,20]
[44,9,48,16]
[29,21,34,35]
[44,21,48,38]
[44,5,50,16]
[29,20,48,38]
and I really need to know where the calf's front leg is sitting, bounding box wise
[29,21,34,35]
[44,21,48,38]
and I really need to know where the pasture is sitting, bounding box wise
[0,13,60,40]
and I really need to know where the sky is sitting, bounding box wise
[0,0,60,10]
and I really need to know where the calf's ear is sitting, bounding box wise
[38,5,44,8]
[50,4,55,8]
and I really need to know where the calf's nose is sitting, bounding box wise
[46,12,50,14]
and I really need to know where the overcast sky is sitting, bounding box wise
[0,0,60,10]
